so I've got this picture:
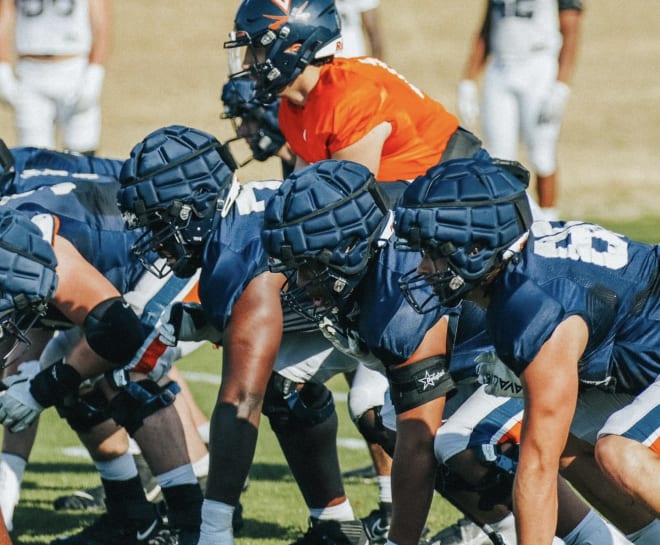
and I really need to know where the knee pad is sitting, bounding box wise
[107,376,180,435]
[262,373,335,431]
[355,406,396,456]
[55,388,110,433]
[84,297,146,364]
[439,444,518,510]
[528,147,556,177]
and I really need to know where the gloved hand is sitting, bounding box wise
[0,62,18,106]
[457,79,480,129]
[318,317,382,369]
[537,81,571,124]
[476,351,523,398]
[0,360,44,432]
[70,64,105,113]
[158,302,223,346]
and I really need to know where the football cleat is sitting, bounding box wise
[53,486,106,511]
[361,503,391,543]
[49,513,174,545]
[422,518,494,545]
[292,518,369,545]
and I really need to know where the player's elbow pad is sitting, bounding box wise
[83,296,146,365]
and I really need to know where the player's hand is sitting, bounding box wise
[71,64,105,112]
[537,81,571,124]
[0,360,44,432]
[476,351,523,398]
[158,302,222,346]
[457,79,479,129]
[0,63,18,106]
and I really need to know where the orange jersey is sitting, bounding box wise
[279,57,459,181]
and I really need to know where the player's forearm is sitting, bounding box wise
[514,467,559,545]
[557,10,582,84]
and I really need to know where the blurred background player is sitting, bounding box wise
[0,0,111,155]
[456,0,583,221]
[335,0,384,59]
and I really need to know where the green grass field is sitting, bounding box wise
[6,218,657,545]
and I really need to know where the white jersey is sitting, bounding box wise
[335,0,380,58]
[14,0,92,56]
[488,0,574,62]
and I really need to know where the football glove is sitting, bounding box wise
[0,63,18,106]
[476,351,523,398]
[318,317,382,368]
[158,302,223,346]
[457,79,480,129]
[538,81,571,125]
[0,360,44,432]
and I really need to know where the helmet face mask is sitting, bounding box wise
[280,261,363,322]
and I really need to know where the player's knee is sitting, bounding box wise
[84,297,146,365]
[354,406,395,456]
[262,373,335,432]
[107,375,180,435]
[55,388,110,433]
[594,434,627,477]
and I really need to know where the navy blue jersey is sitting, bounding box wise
[488,221,659,394]
[0,173,144,297]
[4,147,123,194]
[356,239,450,366]
[199,180,303,333]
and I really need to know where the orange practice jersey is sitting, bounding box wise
[279,57,459,181]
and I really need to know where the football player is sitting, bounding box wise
[261,159,651,545]
[0,146,207,545]
[456,0,584,220]
[394,156,659,544]
[224,0,484,179]
[117,125,388,545]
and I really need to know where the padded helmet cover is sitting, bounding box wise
[262,159,389,276]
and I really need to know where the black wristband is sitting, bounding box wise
[30,361,83,408]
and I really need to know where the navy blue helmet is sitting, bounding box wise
[221,76,286,162]
[0,208,58,367]
[117,125,236,278]
[262,159,389,320]
[224,0,342,104]
[395,157,532,309]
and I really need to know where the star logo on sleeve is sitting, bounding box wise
[417,369,446,391]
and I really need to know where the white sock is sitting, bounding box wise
[198,499,234,545]
[626,519,660,545]
[541,207,559,221]
[0,453,27,531]
[155,464,198,488]
[310,498,355,521]
[192,453,210,478]
[197,422,210,445]
[489,512,517,545]
[563,509,632,545]
[376,475,392,504]
[94,452,138,481]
